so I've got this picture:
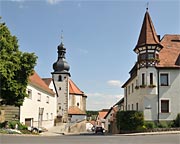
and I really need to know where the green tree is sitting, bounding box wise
[0,18,37,106]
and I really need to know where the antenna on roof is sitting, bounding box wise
[146,2,149,11]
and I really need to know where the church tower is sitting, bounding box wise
[51,35,70,123]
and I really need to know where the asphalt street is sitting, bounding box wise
[1,134,180,144]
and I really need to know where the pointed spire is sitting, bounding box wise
[61,30,64,44]
[146,2,149,11]
[134,8,162,52]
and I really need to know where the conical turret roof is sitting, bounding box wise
[134,10,162,51]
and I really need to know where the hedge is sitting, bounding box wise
[116,111,144,131]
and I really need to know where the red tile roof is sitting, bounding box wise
[42,78,52,86]
[29,72,55,95]
[98,109,109,119]
[69,79,84,95]
[42,78,86,96]
[134,11,162,51]
[157,34,180,68]
[68,106,86,115]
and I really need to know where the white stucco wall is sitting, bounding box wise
[158,69,180,120]
[20,84,56,129]
[104,110,113,131]
[124,67,180,121]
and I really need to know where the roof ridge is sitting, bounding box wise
[29,72,54,95]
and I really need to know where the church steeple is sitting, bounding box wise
[52,34,70,76]
[134,9,163,68]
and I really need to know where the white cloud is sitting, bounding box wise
[107,80,122,88]
[86,92,124,110]
[46,0,63,5]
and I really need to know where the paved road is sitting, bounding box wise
[1,134,180,144]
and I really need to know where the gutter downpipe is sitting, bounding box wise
[157,69,160,123]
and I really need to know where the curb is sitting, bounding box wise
[116,131,180,136]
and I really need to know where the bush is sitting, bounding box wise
[144,121,156,129]
[116,111,144,131]
[156,121,168,128]
[0,121,8,128]
[174,113,180,127]
[8,121,27,130]
[8,121,17,129]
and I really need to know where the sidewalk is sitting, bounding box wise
[117,130,180,136]
[40,124,67,136]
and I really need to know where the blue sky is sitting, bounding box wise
[1,0,180,110]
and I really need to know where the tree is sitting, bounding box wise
[0,18,37,107]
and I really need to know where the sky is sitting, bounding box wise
[1,0,180,110]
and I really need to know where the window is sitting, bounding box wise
[148,53,154,59]
[58,75,62,81]
[160,73,169,86]
[132,83,134,93]
[46,96,49,104]
[37,93,41,101]
[139,53,146,60]
[132,104,134,110]
[142,73,145,85]
[27,89,32,99]
[136,103,138,111]
[128,86,130,94]
[161,100,169,113]
[150,73,153,85]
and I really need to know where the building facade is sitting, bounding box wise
[20,72,56,129]
[122,9,180,121]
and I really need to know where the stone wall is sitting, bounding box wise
[0,106,19,122]
[0,110,5,123]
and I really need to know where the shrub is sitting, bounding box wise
[116,111,144,131]
[144,121,156,129]
[0,121,8,128]
[174,113,180,127]
[8,121,27,130]
[8,121,17,129]
[156,121,168,128]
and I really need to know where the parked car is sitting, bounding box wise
[28,126,47,133]
[95,126,104,134]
